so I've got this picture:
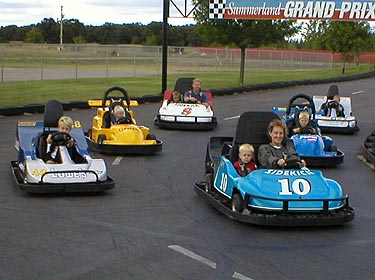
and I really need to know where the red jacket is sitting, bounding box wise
[233,160,257,176]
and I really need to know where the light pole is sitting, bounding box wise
[59,5,64,51]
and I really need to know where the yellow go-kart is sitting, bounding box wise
[87,86,162,155]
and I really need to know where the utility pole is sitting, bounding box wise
[59,6,64,51]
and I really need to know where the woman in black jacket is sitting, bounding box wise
[258,119,306,169]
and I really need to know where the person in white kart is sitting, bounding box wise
[183,78,209,107]
[45,116,87,164]
[320,85,345,118]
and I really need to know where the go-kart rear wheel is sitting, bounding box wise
[365,142,375,149]
[204,173,213,193]
[231,193,243,213]
[98,134,107,144]
[146,134,157,140]
[328,145,338,153]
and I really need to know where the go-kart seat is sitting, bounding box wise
[44,99,64,130]
[229,111,280,166]
[36,100,64,160]
[320,84,340,115]
[174,77,194,94]
[326,84,339,100]
[102,111,114,128]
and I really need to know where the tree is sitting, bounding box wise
[303,21,371,73]
[38,18,59,43]
[25,26,44,43]
[323,21,371,73]
[0,25,20,42]
[192,0,298,85]
[98,23,121,44]
[144,22,163,45]
[63,19,86,44]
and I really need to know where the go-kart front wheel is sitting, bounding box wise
[204,173,213,193]
[98,134,107,144]
[146,134,157,140]
[231,193,243,213]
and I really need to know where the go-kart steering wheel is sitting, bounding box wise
[116,116,132,124]
[50,132,72,146]
[285,158,303,169]
[327,100,339,109]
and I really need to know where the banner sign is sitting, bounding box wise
[209,0,375,21]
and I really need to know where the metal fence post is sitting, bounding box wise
[1,45,4,82]
[40,46,44,81]
[106,46,109,78]
[75,45,78,79]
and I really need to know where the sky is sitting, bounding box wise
[0,0,197,27]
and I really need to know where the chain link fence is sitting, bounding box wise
[0,44,333,82]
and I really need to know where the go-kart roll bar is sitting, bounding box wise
[286,93,316,117]
[102,86,131,109]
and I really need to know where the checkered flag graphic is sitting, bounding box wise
[209,0,226,19]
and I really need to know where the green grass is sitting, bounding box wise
[0,64,372,107]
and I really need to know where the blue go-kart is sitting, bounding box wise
[10,99,115,193]
[273,93,344,167]
[194,111,354,227]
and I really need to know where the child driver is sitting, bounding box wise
[45,116,85,164]
[233,143,257,177]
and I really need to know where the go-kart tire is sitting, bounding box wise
[368,147,375,155]
[367,136,375,142]
[328,145,338,153]
[231,193,243,213]
[204,173,213,193]
[98,134,107,144]
[364,142,375,149]
[146,134,157,140]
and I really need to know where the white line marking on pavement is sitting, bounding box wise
[168,245,254,280]
[224,115,240,121]
[352,91,364,95]
[232,272,254,280]
[168,245,216,269]
[112,156,123,165]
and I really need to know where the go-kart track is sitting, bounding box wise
[1,80,375,280]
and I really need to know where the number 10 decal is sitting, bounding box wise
[219,173,228,192]
[278,178,311,196]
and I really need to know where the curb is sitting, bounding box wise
[1,71,374,117]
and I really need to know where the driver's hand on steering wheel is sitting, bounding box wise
[47,132,74,147]
[293,127,301,134]
[300,159,306,167]
[189,96,198,103]
[277,158,287,168]
[46,134,53,144]
[66,138,74,148]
